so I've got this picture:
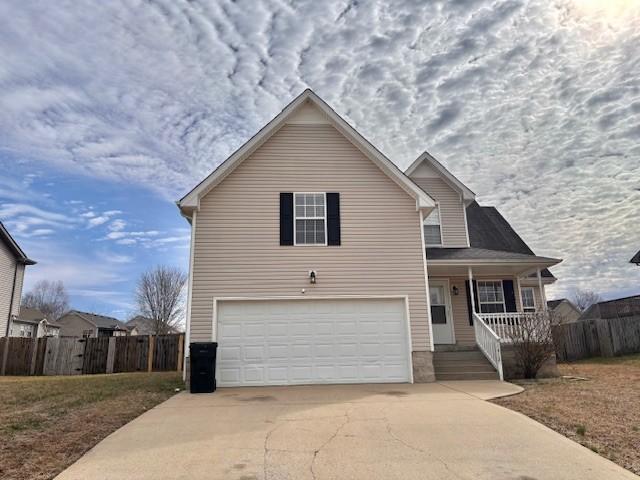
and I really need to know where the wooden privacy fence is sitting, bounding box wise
[553,315,640,361]
[0,334,184,376]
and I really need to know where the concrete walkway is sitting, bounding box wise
[56,381,636,480]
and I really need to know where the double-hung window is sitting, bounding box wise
[477,281,506,313]
[294,193,327,245]
[521,287,536,312]
[423,206,442,246]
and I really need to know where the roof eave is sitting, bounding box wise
[426,257,562,267]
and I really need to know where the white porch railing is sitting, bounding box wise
[473,312,504,381]
[479,312,549,343]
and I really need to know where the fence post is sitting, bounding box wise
[106,337,116,374]
[147,335,155,372]
[177,334,184,372]
[29,338,39,375]
[0,337,8,376]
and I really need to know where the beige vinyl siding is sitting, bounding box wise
[0,240,23,337]
[190,123,431,350]
[411,177,468,247]
[57,313,96,337]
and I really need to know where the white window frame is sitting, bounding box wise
[423,205,443,247]
[520,286,536,312]
[293,192,328,247]
[477,280,506,314]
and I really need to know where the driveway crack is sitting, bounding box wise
[263,422,282,480]
[384,416,469,480]
[310,407,351,480]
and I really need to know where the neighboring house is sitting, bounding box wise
[631,250,640,266]
[125,315,182,335]
[57,310,129,337]
[177,89,561,386]
[1,222,36,337]
[580,295,640,321]
[8,307,61,337]
[547,299,581,324]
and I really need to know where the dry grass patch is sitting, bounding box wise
[493,354,640,475]
[0,372,183,480]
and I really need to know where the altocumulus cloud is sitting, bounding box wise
[0,0,639,299]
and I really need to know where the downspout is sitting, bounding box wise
[6,262,19,337]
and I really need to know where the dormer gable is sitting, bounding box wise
[406,152,474,248]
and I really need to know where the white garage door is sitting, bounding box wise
[216,298,411,386]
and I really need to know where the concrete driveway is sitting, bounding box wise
[56,381,636,480]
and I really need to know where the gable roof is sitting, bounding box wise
[125,315,181,335]
[66,310,128,330]
[631,250,640,265]
[547,299,565,310]
[0,222,36,265]
[177,89,436,217]
[404,151,476,205]
[547,298,579,312]
[17,307,46,322]
[464,201,557,277]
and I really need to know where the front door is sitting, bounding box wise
[430,281,454,344]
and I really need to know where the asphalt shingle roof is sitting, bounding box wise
[71,310,128,330]
[461,202,555,278]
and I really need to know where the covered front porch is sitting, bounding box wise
[426,251,561,380]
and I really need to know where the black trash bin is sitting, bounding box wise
[189,342,217,393]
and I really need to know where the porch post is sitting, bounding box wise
[468,267,476,317]
[536,268,547,311]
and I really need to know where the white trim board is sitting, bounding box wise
[177,90,436,216]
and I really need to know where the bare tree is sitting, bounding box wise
[572,289,602,312]
[22,280,70,321]
[135,265,187,335]
[508,313,558,379]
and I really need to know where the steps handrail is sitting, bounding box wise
[473,312,504,381]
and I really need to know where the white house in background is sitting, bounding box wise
[546,299,581,324]
[1,222,36,337]
[177,89,562,386]
[8,307,61,338]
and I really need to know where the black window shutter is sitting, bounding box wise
[326,193,341,246]
[465,280,480,325]
[280,193,294,246]
[503,280,517,312]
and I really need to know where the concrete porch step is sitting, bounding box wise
[433,364,498,373]
[433,347,499,381]
[436,371,500,381]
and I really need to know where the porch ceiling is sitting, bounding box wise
[426,262,553,277]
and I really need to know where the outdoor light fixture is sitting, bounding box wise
[452,286,459,296]
[309,270,317,284]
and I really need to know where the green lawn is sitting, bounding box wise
[0,372,183,480]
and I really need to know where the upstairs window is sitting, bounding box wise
[294,193,327,246]
[478,281,506,313]
[423,207,442,246]
[521,287,536,312]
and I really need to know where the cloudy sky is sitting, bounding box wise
[1,0,639,318]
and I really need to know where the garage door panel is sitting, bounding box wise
[336,320,358,335]
[268,322,289,336]
[216,298,411,386]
